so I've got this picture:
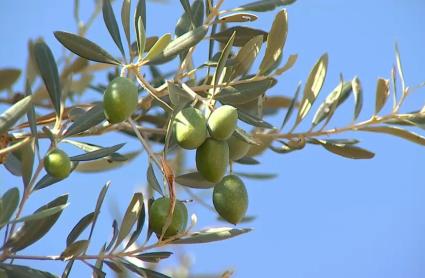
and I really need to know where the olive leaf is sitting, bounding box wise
[352,76,363,121]
[213,31,236,88]
[25,81,39,155]
[136,252,173,263]
[0,263,57,278]
[219,13,258,23]
[124,200,146,250]
[64,140,126,161]
[33,162,79,191]
[136,16,146,60]
[375,78,390,114]
[214,78,275,105]
[134,0,146,30]
[66,212,95,246]
[0,68,21,91]
[147,163,164,195]
[237,109,274,129]
[259,9,288,75]
[144,33,172,62]
[0,95,33,133]
[360,125,425,146]
[75,151,140,173]
[235,0,297,12]
[172,227,252,244]
[167,81,193,107]
[274,53,298,76]
[312,139,375,159]
[0,187,20,228]
[230,35,263,79]
[69,143,125,162]
[9,203,69,224]
[54,31,120,65]
[294,53,328,128]
[61,240,89,260]
[175,172,215,189]
[162,25,209,58]
[211,26,267,47]
[121,0,132,51]
[64,103,105,137]
[280,82,301,130]
[102,0,125,58]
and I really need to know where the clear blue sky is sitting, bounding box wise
[1,0,425,277]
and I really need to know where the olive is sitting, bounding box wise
[213,175,248,225]
[196,138,229,183]
[207,105,238,141]
[44,149,72,179]
[227,133,250,161]
[173,107,207,149]
[103,77,138,123]
[149,197,188,238]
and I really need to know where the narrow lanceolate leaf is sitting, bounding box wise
[259,9,288,75]
[10,203,69,224]
[234,127,261,145]
[173,227,252,244]
[395,43,406,91]
[312,81,352,127]
[314,139,375,159]
[103,0,125,58]
[144,33,172,62]
[64,103,105,137]
[134,0,146,30]
[124,199,145,250]
[0,263,57,278]
[211,26,267,47]
[147,163,164,195]
[162,25,209,58]
[0,95,32,133]
[191,0,204,28]
[69,143,125,162]
[121,261,171,278]
[64,140,126,162]
[61,240,89,260]
[231,35,263,78]
[213,31,236,88]
[281,82,301,130]
[33,162,79,191]
[274,54,298,76]
[175,172,215,189]
[375,78,390,114]
[67,212,95,246]
[295,53,328,127]
[114,193,144,249]
[352,76,363,121]
[179,0,193,23]
[236,172,277,180]
[235,0,297,12]
[0,68,21,91]
[136,252,173,263]
[219,13,258,23]
[136,17,146,60]
[0,187,19,228]
[214,78,275,105]
[76,151,140,173]
[121,0,132,50]
[33,41,61,114]
[25,81,39,155]
[167,81,194,107]
[360,126,425,146]
[88,182,111,242]
[238,109,274,129]
[54,31,120,65]
[6,195,68,252]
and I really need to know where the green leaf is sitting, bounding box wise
[179,0,193,23]
[103,0,125,58]
[395,43,406,91]
[121,0,132,51]
[88,182,111,242]
[173,227,252,244]
[294,53,328,127]
[13,138,35,188]
[64,140,126,162]
[136,16,146,60]
[352,76,363,121]
[167,81,194,107]
[259,9,288,75]
[61,240,89,260]
[280,82,301,130]
[33,162,79,191]
[213,31,236,88]
[10,203,68,224]
[237,109,274,129]
[0,187,20,228]
[66,212,95,246]
[64,103,105,137]
[147,163,164,195]
[136,252,173,263]
[235,0,296,12]
[175,172,215,189]
[235,172,277,180]
[219,13,258,23]
[230,35,263,78]
[274,54,298,76]
[0,68,21,91]
[105,220,119,252]
[69,143,125,162]
[75,151,140,173]
[234,127,261,145]
[124,199,145,250]
[144,33,172,62]
[235,156,260,165]
[54,31,120,65]
[360,125,425,146]
[121,260,171,278]
[375,78,390,114]
[134,0,146,31]
[211,26,267,47]
[0,95,33,133]
[191,0,205,28]
[25,81,39,156]
[33,41,61,115]
[6,194,68,252]
[162,25,208,58]
[0,263,57,278]
[214,78,275,105]
[314,139,375,159]
[114,193,144,249]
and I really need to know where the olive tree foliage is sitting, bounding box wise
[0,0,424,277]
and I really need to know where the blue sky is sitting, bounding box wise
[1,0,425,277]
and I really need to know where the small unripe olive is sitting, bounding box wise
[196,138,229,183]
[213,175,248,225]
[44,149,72,179]
[227,133,250,161]
[149,197,188,238]
[103,77,138,124]
[173,107,207,149]
[207,105,238,141]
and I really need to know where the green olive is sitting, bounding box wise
[173,107,207,149]
[213,175,248,225]
[103,77,138,123]
[149,197,188,238]
[44,149,72,179]
[227,133,250,161]
[207,105,238,141]
[196,138,229,183]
